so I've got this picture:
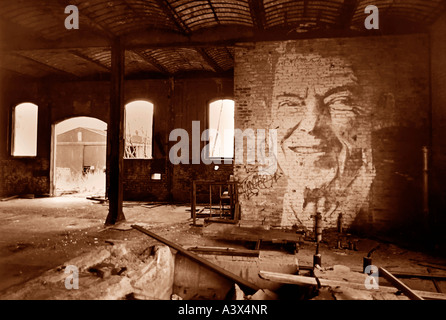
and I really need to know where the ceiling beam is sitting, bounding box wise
[69,50,111,71]
[11,53,79,78]
[337,0,359,29]
[132,49,171,75]
[154,0,190,35]
[248,0,266,31]
[1,21,430,52]
[207,0,220,24]
[195,48,224,73]
[124,24,395,49]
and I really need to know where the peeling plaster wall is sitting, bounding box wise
[234,34,430,237]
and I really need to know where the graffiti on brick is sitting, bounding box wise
[271,47,376,229]
[238,166,283,200]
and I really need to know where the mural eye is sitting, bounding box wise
[327,96,354,112]
[279,101,299,107]
[279,99,301,108]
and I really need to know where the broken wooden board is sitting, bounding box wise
[258,270,446,300]
[202,223,303,243]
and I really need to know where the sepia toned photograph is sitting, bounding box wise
[0,0,445,310]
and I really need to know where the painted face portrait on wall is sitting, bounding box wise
[271,51,376,229]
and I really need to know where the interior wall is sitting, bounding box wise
[0,76,234,202]
[233,34,430,238]
[171,78,234,203]
[0,75,51,196]
[430,12,446,247]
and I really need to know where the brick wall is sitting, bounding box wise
[234,34,430,236]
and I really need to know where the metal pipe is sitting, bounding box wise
[315,212,322,243]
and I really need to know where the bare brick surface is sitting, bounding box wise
[234,34,430,236]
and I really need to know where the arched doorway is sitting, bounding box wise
[51,117,107,197]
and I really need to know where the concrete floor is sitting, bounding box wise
[0,195,445,299]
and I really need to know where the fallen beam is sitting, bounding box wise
[298,266,446,281]
[390,270,446,281]
[427,268,443,293]
[1,195,19,201]
[186,246,260,257]
[258,271,446,300]
[140,204,164,209]
[131,224,260,293]
[378,267,423,300]
[86,196,108,203]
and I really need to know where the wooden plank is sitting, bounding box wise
[259,271,446,300]
[87,196,107,203]
[378,267,424,300]
[186,246,260,257]
[427,268,443,293]
[131,224,261,293]
[389,270,446,281]
[291,266,446,281]
[140,204,164,209]
[1,195,19,201]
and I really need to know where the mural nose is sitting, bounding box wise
[297,94,319,135]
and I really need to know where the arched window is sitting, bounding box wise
[12,103,38,157]
[208,99,234,158]
[124,101,154,159]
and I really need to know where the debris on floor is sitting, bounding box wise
[0,242,175,300]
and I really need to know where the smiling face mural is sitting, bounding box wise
[271,51,376,229]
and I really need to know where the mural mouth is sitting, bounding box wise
[288,146,326,155]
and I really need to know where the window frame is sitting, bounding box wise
[206,98,235,163]
[11,102,39,158]
[123,100,155,160]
